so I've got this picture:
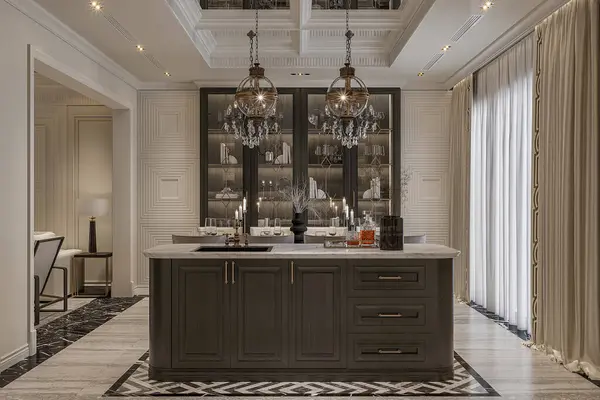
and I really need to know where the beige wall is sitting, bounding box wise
[401,91,452,245]
[136,91,200,294]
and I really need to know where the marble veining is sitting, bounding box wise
[144,243,461,259]
[0,296,144,388]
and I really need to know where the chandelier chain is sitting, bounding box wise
[345,0,351,65]
[254,0,259,64]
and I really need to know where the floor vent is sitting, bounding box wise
[422,52,444,71]
[450,14,483,43]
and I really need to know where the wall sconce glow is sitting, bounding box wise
[136,45,144,52]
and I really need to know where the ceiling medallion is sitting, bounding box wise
[324,0,370,148]
[231,0,278,148]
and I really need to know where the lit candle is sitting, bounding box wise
[257,202,260,213]
[342,197,346,210]
[344,205,349,219]
[238,205,243,220]
[350,209,354,224]
[242,197,247,212]
[235,210,239,220]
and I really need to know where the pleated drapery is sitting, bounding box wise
[449,76,472,302]
[470,35,534,332]
[532,0,600,380]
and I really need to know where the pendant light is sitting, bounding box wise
[232,0,278,148]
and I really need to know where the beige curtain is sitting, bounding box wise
[533,0,600,379]
[449,76,472,302]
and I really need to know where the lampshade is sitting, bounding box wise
[78,197,110,217]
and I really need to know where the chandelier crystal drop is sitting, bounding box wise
[234,1,278,127]
[223,103,282,149]
[313,104,384,149]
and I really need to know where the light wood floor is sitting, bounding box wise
[0,298,599,400]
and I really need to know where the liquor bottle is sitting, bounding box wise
[360,213,376,247]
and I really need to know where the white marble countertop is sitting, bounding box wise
[144,243,460,260]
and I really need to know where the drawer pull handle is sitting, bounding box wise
[378,349,402,354]
[378,313,403,318]
[378,275,403,280]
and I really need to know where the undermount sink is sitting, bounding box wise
[195,246,273,252]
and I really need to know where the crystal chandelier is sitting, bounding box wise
[311,104,384,148]
[232,0,278,148]
[325,0,369,127]
[223,102,282,148]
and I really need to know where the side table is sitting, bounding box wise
[73,252,113,297]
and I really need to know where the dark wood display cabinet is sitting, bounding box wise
[200,88,401,229]
[148,252,454,382]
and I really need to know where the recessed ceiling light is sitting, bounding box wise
[164,71,171,77]
[482,1,493,10]
[418,72,425,77]
[290,72,311,76]
[90,1,102,10]
[442,45,451,52]
[136,45,144,51]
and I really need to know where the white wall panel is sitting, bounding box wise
[137,91,200,290]
[402,91,452,245]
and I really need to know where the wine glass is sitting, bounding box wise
[329,217,339,236]
[206,218,217,236]
[273,218,282,236]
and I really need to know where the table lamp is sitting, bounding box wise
[78,197,109,253]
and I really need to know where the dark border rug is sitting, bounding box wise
[104,351,499,397]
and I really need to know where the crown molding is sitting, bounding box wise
[166,0,214,62]
[389,0,435,64]
[4,0,141,90]
[137,81,198,90]
[444,0,569,89]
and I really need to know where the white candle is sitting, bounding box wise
[344,205,349,219]
[243,197,247,212]
[350,209,354,224]
[235,210,239,220]
[256,202,260,213]
[342,197,346,209]
[238,205,243,220]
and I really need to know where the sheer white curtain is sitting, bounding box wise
[470,34,533,332]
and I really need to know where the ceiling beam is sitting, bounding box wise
[388,0,435,66]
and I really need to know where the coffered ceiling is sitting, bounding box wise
[32,0,569,89]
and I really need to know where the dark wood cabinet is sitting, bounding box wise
[231,260,289,368]
[150,256,454,382]
[171,260,230,369]
[291,261,345,368]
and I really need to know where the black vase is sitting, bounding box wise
[380,216,404,250]
[290,212,307,244]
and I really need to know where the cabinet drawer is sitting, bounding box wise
[348,334,428,369]
[348,261,437,297]
[347,298,438,333]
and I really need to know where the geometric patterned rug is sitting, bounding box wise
[104,352,499,397]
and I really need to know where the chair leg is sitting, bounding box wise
[54,266,69,312]
[34,275,40,326]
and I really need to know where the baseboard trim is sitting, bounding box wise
[134,285,149,296]
[0,344,29,372]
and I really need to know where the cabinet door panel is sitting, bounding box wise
[172,261,230,368]
[231,260,289,368]
[291,262,345,368]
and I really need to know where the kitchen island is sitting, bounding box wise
[144,243,460,382]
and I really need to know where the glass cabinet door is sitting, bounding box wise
[307,94,346,226]
[206,93,244,223]
[256,94,294,226]
[357,94,393,223]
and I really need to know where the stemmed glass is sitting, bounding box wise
[329,217,339,236]
[205,218,217,236]
[273,218,282,236]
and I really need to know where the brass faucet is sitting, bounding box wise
[224,220,248,247]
